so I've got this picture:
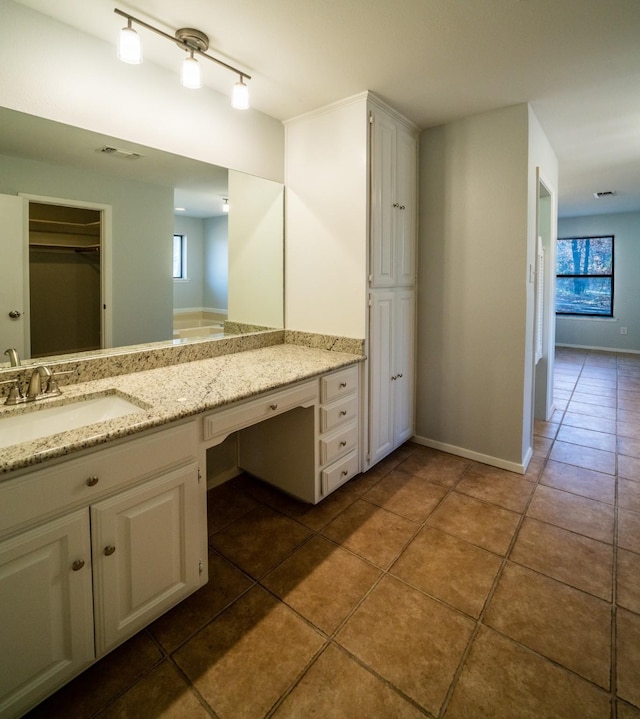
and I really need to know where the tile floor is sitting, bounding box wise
[26,348,640,718]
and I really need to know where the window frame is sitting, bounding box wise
[555,235,614,318]
[172,233,188,281]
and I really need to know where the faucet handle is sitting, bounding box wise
[46,369,74,397]
[0,379,24,405]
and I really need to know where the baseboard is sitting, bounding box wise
[411,435,528,475]
[556,343,640,355]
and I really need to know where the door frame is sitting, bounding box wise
[20,193,113,352]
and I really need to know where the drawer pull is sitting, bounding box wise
[339,410,347,416]
[340,441,347,447]
[397,373,403,378]
[71,559,85,571]
[86,475,99,487]
[270,403,278,410]
[104,545,116,556]
[339,382,348,388]
[341,470,349,477]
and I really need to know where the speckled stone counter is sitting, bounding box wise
[0,344,363,476]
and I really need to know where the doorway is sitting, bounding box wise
[23,196,112,358]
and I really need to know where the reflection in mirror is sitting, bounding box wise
[0,107,284,368]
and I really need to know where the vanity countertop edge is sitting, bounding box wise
[0,344,364,477]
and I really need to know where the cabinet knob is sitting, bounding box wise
[71,559,85,571]
[340,441,347,447]
[339,410,347,416]
[341,470,349,477]
[86,475,99,487]
[339,382,348,388]
[399,204,406,210]
[397,373,403,378]
[270,403,278,410]
[104,545,116,556]
[391,375,397,381]
[393,202,400,208]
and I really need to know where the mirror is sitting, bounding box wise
[0,106,284,367]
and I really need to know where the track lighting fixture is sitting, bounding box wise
[115,8,251,109]
[222,197,229,213]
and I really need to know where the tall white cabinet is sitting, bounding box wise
[285,92,418,470]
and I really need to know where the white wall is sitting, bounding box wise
[557,211,640,352]
[173,216,205,310]
[0,1,284,183]
[284,95,369,338]
[204,216,229,313]
[416,104,557,471]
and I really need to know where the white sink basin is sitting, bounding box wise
[0,394,147,449]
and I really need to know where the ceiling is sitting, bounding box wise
[11,0,640,217]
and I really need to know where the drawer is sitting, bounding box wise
[203,380,318,444]
[320,365,358,403]
[319,422,358,466]
[0,421,197,539]
[319,394,358,433]
[321,450,359,495]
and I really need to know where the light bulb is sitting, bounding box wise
[181,52,202,89]
[117,22,142,64]
[231,78,250,110]
[222,198,229,213]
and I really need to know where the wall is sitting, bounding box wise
[557,211,640,352]
[0,1,284,183]
[0,152,173,348]
[204,216,229,313]
[173,216,205,311]
[416,104,557,471]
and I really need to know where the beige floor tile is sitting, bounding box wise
[563,410,617,434]
[534,418,559,439]
[395,448,470,488]
[527,485,615,543]
[510,517,613,599]
[207,481,259,534]
[533,435,553,457]
[556,425,616,452]
[619,453,640,481]
[321,498,418,568]
[391,526,502,618]
[426,491,521,555]
[99,661,209,719]
[572,391,617,407]
[620,479,640,513]
[362,469,448,521]
[549,440,616,474]
[343,446,415,494]
[617,548,640,614]
[337,575,474,716]
[619,508,640,553]
[618,408,640,425]
[209,505,312,578]
[149,550,253,652]
[262,535,380,634]
[619,701,640,719]
[540,459,615,504]
[619,420,640,441]
[524,454,545,481]
[484,563,611,688]
[174,586,324,719]
[272,644,424,719]
[25,633,163,719]
[454,467,534,512]
[619,436,640,459]
[444,626,611,719]
[618,608,640,709]
[569,400,617,420]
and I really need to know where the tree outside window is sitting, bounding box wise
[556,236,614,316]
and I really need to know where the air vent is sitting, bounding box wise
[593,190,615,199]
[99,146,142,160]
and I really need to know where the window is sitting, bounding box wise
[556,235,614,316]
[173,234,187,279]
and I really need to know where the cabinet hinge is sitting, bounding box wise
[197,467,202,483]
[199,560,204,575]
[369,111,374,124]
[368,294,373,307]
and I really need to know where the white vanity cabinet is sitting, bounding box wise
[0,421,205,719]
[285,91,417,472]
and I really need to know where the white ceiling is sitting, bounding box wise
[12,0,640,217]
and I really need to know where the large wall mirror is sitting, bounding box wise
[0,107,284,368]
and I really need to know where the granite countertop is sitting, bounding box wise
[0,345,363,476]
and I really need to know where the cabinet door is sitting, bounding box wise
[91,463,201,655]
[368,290,395,464]
[393,289,416,445]
[0,510,94,718]
[395,128,417,286]
[370,110,397,288]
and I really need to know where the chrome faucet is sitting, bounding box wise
[26,366,53,400]
[4,348,20,367]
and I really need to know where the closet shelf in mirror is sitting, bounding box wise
[29,218,101,237]
[29,242,100,253]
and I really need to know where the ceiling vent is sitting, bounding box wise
[593,190,615,199]
[99,145,142,160]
